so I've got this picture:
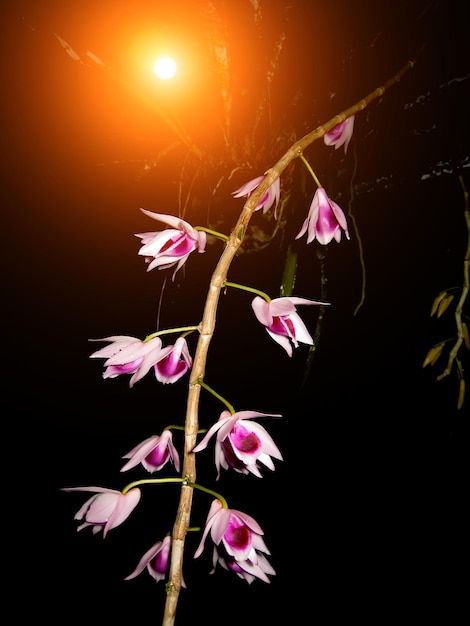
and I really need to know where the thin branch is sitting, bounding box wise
[346,141,366,316]
[301,246,328,388]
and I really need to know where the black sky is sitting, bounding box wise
[3,1,469,623]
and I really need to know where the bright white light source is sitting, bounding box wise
[154,57,177,80]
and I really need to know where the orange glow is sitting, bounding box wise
[154,56,177,80]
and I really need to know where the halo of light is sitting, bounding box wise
[154,57,177,80]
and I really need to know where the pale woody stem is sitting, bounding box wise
[162,57,417,626]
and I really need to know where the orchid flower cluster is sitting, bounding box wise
[62,119,354,605]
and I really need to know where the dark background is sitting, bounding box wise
[3,1,468,623]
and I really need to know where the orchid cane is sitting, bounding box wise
[162,58,417,624]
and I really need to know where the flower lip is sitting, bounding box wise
[251,295,328,356]
[61,486,141,537]
[324,115,355,154]
[135,210,207,280]
[121,430,180,473]
[193,409,282,479]
[154,337,192,384]
[296,187,350,246]
[121,429,180,473]
[232,176,281,216]
[89,335,165,387]
[194,499,275,584]
[124,535,186,586]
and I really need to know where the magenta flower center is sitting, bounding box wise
[151,550,169,575]
[226,558,244,574]
[147,446,169,467]
[257,190,269,207]
[160,233,194,256]
[268,315,295,339]
[157,354,187,377]
[228,524,250,548]
[239,432,259,452]
[231,423,261,454]
[109,356,145,374]
[328,121,346,142]
[221,440,246,470]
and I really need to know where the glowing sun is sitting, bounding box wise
[154,56,177,80]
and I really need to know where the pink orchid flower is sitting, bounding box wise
[232,175,281,217]
[135,209,207,280]
[193,410,282,479]
[295,187,350,245]
[211,544,276,584]
[324,115,355,154]
[121,430,180,473]
[154,337,192,384]
[89,335,165,388]
[194,499,275,584]
[252,295,328,357]
[61,486,141,537]
[124,535,186,586]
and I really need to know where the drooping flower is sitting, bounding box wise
[251,295,328,357]
[121,430,180,473]
[295,187,350,245]
[193,410,282,479]
[124,535,186,586]
[135,210,207,280]
[324,115,355,154]
[61,486,141,537]
[194,499,275,584]
[232,175,281,217]
[89,335,165,388]
[154,337,192,384]
[211,544,276,584]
